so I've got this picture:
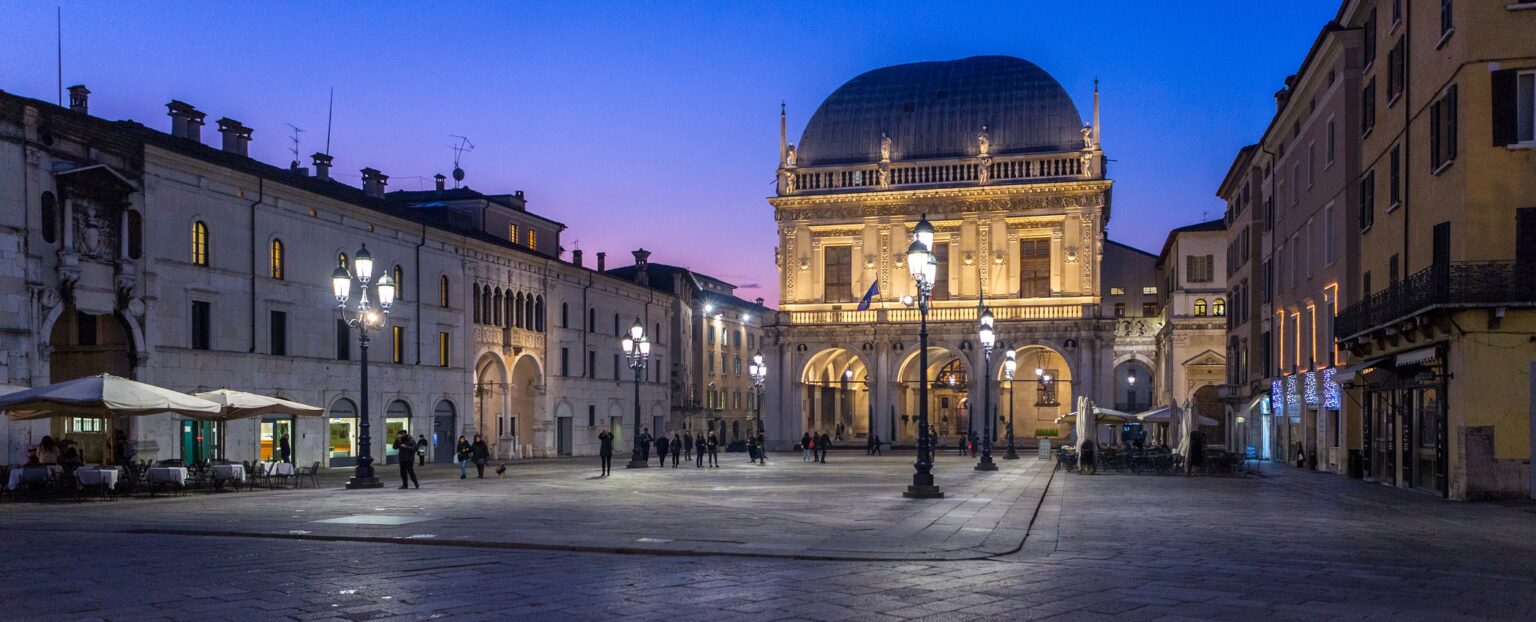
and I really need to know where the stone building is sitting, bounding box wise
[1217,145,1270,459]
[764,56,1158,450]
[0,87,670,466]
[1153,221,1229,448]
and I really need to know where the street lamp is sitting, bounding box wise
[903,215,943,498]
[749,351,767,465]
[975,309,998,471]
[1002,349,1019,459]
[332,244,395,490]
[622,318,651,469]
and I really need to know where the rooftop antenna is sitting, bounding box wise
[323,87,336,154]
[449,135,475,188]
[56,8,63,106]
[286,123,305,169]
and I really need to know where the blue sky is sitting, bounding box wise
[1,1,1337,304]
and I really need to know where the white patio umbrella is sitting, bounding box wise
[0,374,221,420]
[189,389,324,421]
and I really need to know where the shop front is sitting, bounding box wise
[1357,345,1447,497]
[328,398,359,467]
[383,400,411,466]
[260,416,296,463]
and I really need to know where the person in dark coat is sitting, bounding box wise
[801,433,813,462]
[455,435,471,479]
[682,432,693,462]
[416,434,429,466]
[670,433,682,467]
[817,432,831,463]
[655,434,669,468]
[695,432,705,468]
[638,428,653,461]
[278,434,291,464]
[706,431,720,467]
[598,428,614,476]
[470,433,491,478]
[392,430,419,489]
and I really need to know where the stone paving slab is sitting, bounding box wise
[0,452,1055,561]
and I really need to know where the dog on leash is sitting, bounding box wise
[495,463,507,478]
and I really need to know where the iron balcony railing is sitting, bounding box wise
[1336,261,1536,339]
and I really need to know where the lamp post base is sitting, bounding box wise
[344,476,383,489]
[625,459,649,469]
[903,485,945,499]
[974,456,999,471]
[1003,448,1020,460]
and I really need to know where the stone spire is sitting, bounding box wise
[778,102,787,167]
[1092,79,1101,147]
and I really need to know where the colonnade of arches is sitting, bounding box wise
[472,283,544,332]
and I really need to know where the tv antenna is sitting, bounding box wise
[286,123,305,168]
[449,135,474,187]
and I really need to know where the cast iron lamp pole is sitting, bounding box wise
[1002,349,1019,459]
[749,351,767,465]
[332,244,396,490]
[622,318,651,469]
[975,309,998,471]
[903,215,944,498]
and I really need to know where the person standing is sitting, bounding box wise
[416,434,429,466]
[706,431,720,468]
[682,432,694,462]
[455,435,471,479]
[872,434,883,456]
[670,433,682,468]
[656,434,669,468]
[801,432,813,462]
[278,433,292,464]
[392,430,419,489]
[598,428,614,477]
[695,432,705,468]
[638,428,653,462]
[817,431,831,463]
[470,433,490,478]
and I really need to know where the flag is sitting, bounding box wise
[856,280,879,311]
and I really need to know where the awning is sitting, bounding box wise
[1335,357,1387,384]
[1395,346,1439,367]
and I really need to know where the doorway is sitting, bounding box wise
[180,420,217,465]
[556,417,573,456]
[261,417,295,463]
[432,400,457,464]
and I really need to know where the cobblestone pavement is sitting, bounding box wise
[4,455,1536,621]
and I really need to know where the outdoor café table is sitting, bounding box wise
[147,466,188,492]
[75,468,119,490]
[209,463,245,491]
[7,465,61,490]
[262,461,295,487]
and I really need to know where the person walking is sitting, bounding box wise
[695,432,705,468]
[817,431,831,463]
[706,431,720,468]
[682,432,694,462]
[455,435,471,479]
[392,430,419,489]
[470,433,490,478]
[598,428,614,477]
[638,428,653,462]
[416,434,429,466]
[872,434,883,456]
[278,433,292,464]
[801,432,813,462]
[670,433,682,468]
[656,434,670,468]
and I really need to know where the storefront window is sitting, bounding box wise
[384,400,411,464]
[328,398,358,465]
[261,418,295,462]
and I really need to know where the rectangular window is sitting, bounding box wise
[1325,119,1336,165]
[1186,255,1214,283]
[1389,254,1400,284]
[1142,302,1157,317]
[1362,79,1376,136]
[1439,0,1452,36]
[1305,220,1316,279]
[1360,170,1376,232]
[1142,286,1157,295]
[1109,287,1125,296]
[614,353,621,380]
[508,223,519,244]
[270,310,287,356]
[1363,8,1377,67]
[1430,85,1458,171]
[1019,238,1051,297]
[1389,144,1401,206]
[1520,72,1535,144]
[1290,162,1299,205]
[1324,203,1337,266]
[1289,235,1299,289]
[528,229,537,249]
[1306,142,1316,187]
[335,318,350,360]
[438,332,450,367]
[1387,39,1405,101]
[561,347,570,376]
[1114,303,1125,318]
[931,243,951,300]
[822,245,853,302]
[588,405,596,428]
[392,326,405,364]
[191,301,211,350]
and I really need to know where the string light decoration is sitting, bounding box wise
[1303,370,1319,406]
[1322,367,1341,410]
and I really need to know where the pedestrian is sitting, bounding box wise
[639,428,653,461]
[695,432,705,468]
[455,435,471,479]
[416,433,429,466]
[801,432,813,462]
[598,427,614,477]
[970,431,980,458]
[817,431,831,463]
[471,433,490,478]
[707,431,720,467]
[392,430,419,489]
[670,433,682,468]
[682,432,694,462]
[656,434,669,468]
[872,434,883,456]
[278,433,292,464]
[113,429,136,467]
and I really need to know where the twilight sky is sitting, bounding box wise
[2,1,1335,306]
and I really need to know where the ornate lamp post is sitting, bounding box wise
[331,244,396,490]
[622,318,651,469]
[975,309,998,471]
[1003,349,1019,459]
[749,351,767,465]
[903,215,944,498]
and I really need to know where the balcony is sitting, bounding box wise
[782,151,1097,196]
[475,325,542,353]
[786,302,1091,326]
[1336,261,1536,340]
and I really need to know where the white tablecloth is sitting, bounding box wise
[6,465,61,490]
[75,468,119,489]
[262,462,296,477]
[147,467,188,486]
[210,464,245,482]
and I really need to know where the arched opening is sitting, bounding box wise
[996,345,1072,441]
[890,346,971,445]
[800,348,871,443]
[474,353,508,456]
[383,400,412,465]
[509,355,542,451]
[1193,385,1225,445]
[515,292,525,328]
[431,400,457,463]
[493,288,504,326]
[47,308,136,463]
[1113,360,1154,413]
[532,295,543,332]
[327,397,359,467]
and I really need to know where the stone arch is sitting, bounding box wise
[509,352,543,443]
[473,351,509,444]
[996,344,1072,438]
[1112,359,1154,413]
[798,347,872,440]
[889,345,970,444]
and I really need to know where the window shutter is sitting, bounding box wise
[1492,70,1517,146]
[1447,85,1458,161]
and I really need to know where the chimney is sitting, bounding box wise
[596,252,606,272]
[166,100,206,142]
[311,153,333,180]
[632,248,652,286]
[1274,74,1296,113]
[571,249,584,268]
[67,85,90,114]
[360,167,388,198]
[216,118,252,156]
[755,297,764,306]
[434,174,446,191]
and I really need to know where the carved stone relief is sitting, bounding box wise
[72,198,119,261]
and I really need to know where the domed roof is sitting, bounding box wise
[796,56,1084,167]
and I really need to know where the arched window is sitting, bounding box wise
[191,221,209,266]
[562,303,570,328]
[526,295,536,331]
[588,308,597,333]
[515,293,525,328]
[503,292,514,328]
[472,284,481,323]
[734,355,741,375]
[482,288,493,325]
[126,210,142,259]
[1213,298,1226,316]
[613,313,620,336]
[493,289,503,326]
[41,192,58,243]
[392,265,404,300]
[655,323,661,344]
[439,276,450,308]
[269,239,285,279]
[534,296,545,331]
[1193,299,1208,316]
